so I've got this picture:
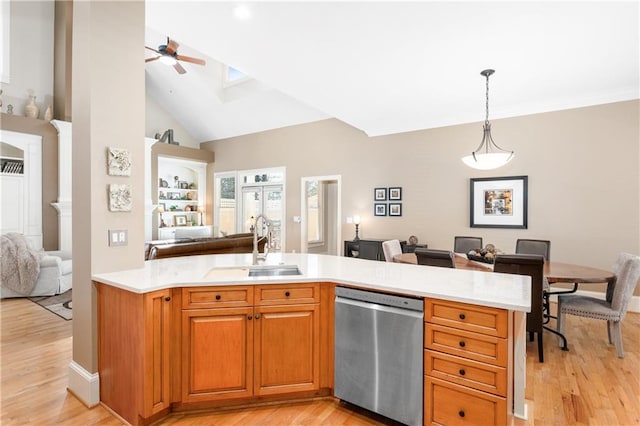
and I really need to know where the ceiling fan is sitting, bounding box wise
[145,37,206,74]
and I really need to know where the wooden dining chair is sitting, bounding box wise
[415,248,456,268]
[381,239,402,262]
[557,253,640,358]
[454,236,483,254]
[494,253,567,362]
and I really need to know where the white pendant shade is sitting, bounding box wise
[461,152,514,170]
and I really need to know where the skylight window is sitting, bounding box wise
[223,65,251,87]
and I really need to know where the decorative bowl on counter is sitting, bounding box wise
[467,244,502,264]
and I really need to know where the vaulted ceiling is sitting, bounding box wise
[145,2,639,143]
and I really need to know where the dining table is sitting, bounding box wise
[393,252,616,286]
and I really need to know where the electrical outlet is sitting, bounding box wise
[108,229,128,247]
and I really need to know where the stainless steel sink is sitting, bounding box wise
[248,265,302,277]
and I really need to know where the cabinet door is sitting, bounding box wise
[254,304,320,396]
[143,290,172,416]
[182,307,254,402]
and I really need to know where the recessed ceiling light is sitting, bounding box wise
[233,4,251,21]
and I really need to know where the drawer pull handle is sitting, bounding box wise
[164,296,171,302]
[459,369,466,376]
[459,341,466,348]
[255,314,261,319]
[215,294,221,300]
[247,315,252,320]
[285,291,291,297]
[459,313,466,320]
[458,410,465,418]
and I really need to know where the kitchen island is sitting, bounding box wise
[93,253,530,425]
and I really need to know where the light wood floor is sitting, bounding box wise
[1,298,638,425]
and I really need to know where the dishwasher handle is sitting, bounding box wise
[336,296,424,319]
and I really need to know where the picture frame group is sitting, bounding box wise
[373,187,403,216]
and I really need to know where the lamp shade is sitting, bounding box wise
[462,152,514,170]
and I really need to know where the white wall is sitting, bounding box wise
[146,93,199,148]
[1,0,54,117]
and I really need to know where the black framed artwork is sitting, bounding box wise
[374,203,387,216]
[374,188,387,201]
[470,176,528,228]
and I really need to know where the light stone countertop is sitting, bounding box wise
[92,253,531,312]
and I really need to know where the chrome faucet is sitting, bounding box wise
[252,214,272,265]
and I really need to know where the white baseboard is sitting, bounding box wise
[68,360,100,407]
[548,290,640,313]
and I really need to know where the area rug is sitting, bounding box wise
[29,289,72,320]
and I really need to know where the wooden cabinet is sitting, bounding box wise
[97,284,173,425]
[181,283,321,404]
[424,299,509,426]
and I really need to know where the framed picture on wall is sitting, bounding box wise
[389,203,402,216]
[374,203,387,216]
[470,175,528,228]
[374,188,387,201]
[389,187,402,201]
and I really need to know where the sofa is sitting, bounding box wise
[1,250,72,298]
[145,233,265,260]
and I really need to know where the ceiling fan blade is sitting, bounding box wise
[173,62,187,74]
[145,56,160,63]
[176,55,206,66]
[145,46,161,54]
[166,39,179,55]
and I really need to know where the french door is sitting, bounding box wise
[241,185,283,251]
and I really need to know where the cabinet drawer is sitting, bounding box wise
[255,283,320,305]
[425,324,507,367]
[424,376,506,426]
[182,286,253,309]
[426,299,508,338]
[425,350,506,396]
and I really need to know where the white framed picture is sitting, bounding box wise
[107,147,132,176]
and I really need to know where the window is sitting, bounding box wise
[306,180,323,245]
[214,172,236,237]
[223,65,251,87]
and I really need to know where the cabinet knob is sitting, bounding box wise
[164,296,171,302]
[459,369,466,376]
[458,410,465,418]
[284,291,291,297]
[247,315,253,320]
[255,314,261,319]
[459,313,466,320]
[459,341,466,348]
[215,294,221,300]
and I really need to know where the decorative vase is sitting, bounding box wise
[44,105,53,121]
[24,95,40,119]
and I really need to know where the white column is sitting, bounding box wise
[145,137,158,241]
[50,119,72,252]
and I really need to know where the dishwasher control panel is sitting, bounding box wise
[335,286,424,312]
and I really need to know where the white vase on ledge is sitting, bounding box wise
[24,95,40,119]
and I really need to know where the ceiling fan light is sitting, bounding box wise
[462,152,514,170]
[159,55,177,66]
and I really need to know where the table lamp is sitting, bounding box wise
[197,206,204,226]
[353,215,361,242]
[157,205,166,228]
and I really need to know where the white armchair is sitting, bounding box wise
[1,250,72,298]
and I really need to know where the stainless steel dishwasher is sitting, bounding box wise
[334,286,424,426]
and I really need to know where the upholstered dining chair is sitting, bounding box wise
[515,239,550,260]
[454,236,483,254]
[556,253,640,358]
[494,253,566,362]
[382,239,402,262]
[515,239,554,321]
[415,248,456,268]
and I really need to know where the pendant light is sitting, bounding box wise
[462,69,514,170]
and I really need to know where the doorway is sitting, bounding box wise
[300,175,341,255]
